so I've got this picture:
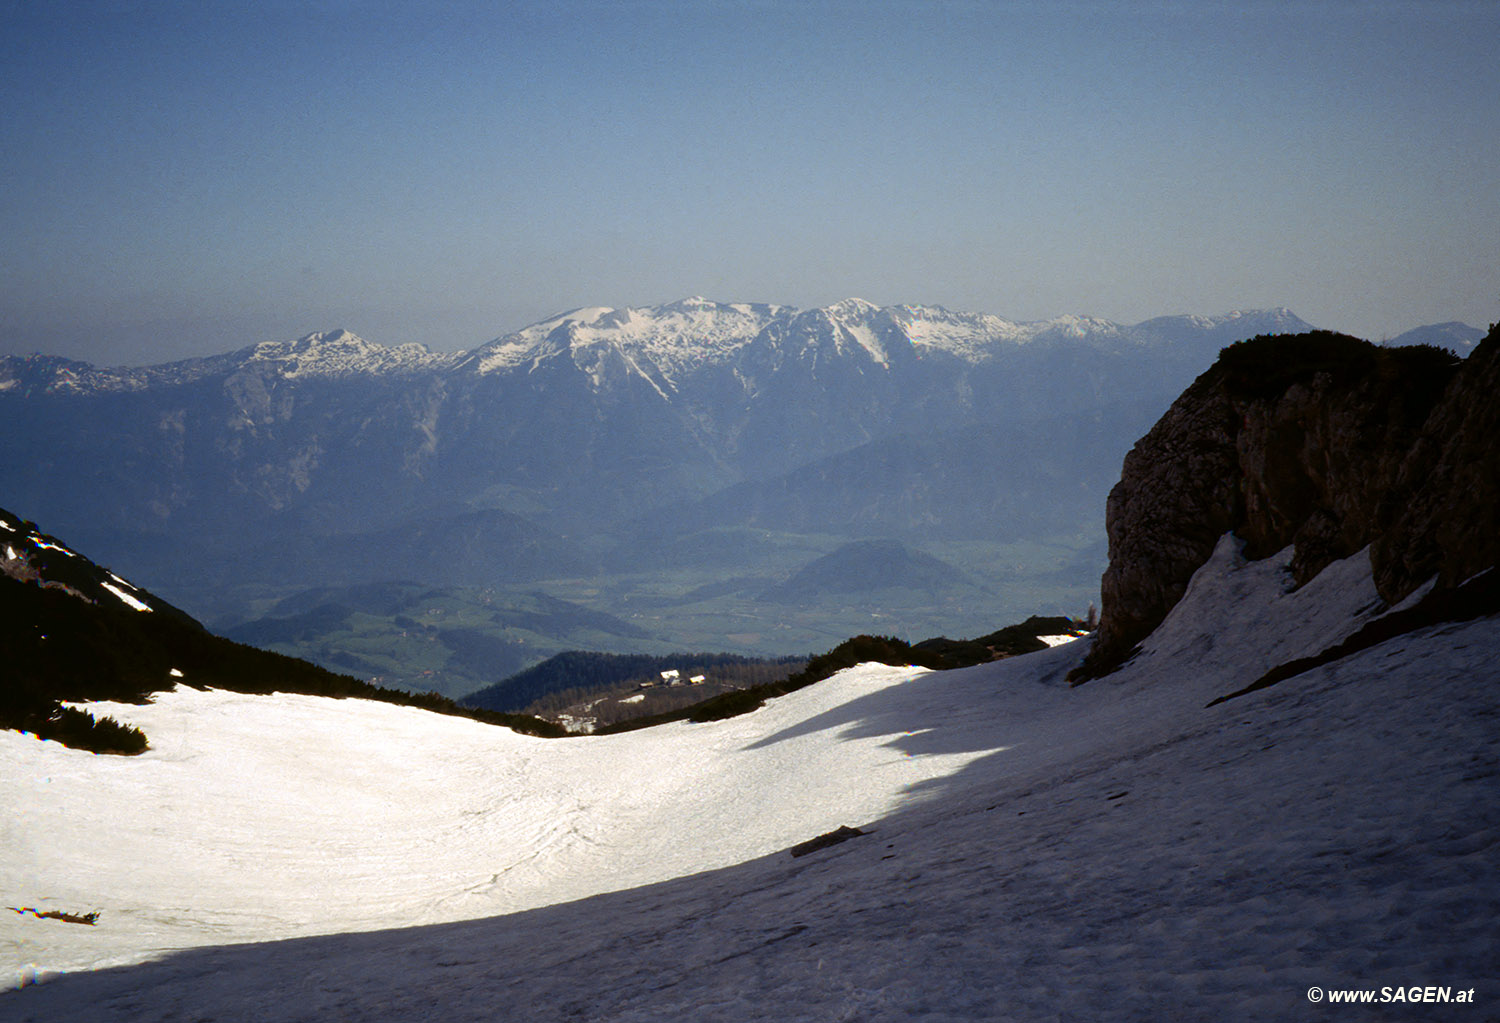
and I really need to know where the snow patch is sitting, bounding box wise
[99,581,151,612]
[27,537,77,557]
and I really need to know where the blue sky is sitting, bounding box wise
[2,0,1496,365]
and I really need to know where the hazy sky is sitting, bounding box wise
[3,0,1496,366]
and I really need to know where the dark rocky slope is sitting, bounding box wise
[1074,325,1499,681]
[0,505,564,749]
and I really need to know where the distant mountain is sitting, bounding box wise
[0,300,1317,685]
[759,539,979,605]
[1384,321,1486,356]
[0,299,1310,550]
[627,400,1163,547]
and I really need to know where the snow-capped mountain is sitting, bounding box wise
[0,299,1310,409]
[0,299,1312,529]
[0,299,1315,671]
[232,328,464,379]
[0,329,457,397]
[0,297,1306,400]
[463,298,788,381]
[455,298,1310,392]
[1384,320,1487,356]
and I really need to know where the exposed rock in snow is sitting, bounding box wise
[1079,327,1498,680]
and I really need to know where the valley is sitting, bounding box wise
[6,0,1494,1013]
[0,300,1304,699]
[209,528,1100,699]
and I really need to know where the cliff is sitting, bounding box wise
[1074,325,1500,681]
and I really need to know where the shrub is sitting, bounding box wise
[1215,331,1458,400]
[32,705,149,756]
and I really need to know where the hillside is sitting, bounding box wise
[221,582,657,700]
[757,539,976,604]
[0,506,563,747]
[461,650,804,715]
[4,535,1495,1019]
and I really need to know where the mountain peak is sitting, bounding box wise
[1385,320,1485,356]
[548,306,619,327]
[823,297,879,316]
[241,329,451,378]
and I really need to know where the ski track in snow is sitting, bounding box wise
[3,538,1498,1021]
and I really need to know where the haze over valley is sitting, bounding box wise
[2,299,1334,697]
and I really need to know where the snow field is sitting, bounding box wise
[4,537,1497,1020]
[2,661,995,985]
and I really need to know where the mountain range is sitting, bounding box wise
[6,299,1469,696]
[0,300,1314,537]
[3,325,1496,1018]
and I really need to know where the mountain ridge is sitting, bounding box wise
[15,302,1476,693]
[0,300,1315,542]
[2,301,1315,393]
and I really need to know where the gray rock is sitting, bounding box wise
[1075,328,1496,681]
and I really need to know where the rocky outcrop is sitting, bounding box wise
[1376,329,1500,598]
[1073,327,1499,681]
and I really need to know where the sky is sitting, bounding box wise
[2,0,1497,366]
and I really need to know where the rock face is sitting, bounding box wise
[1377,330,1500,599]
[1074,327,1499,681]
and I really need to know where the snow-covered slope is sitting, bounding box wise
[465,298,787,381]
[460,299,1311,387]
[0,511,160,616]
[5,537,1496,1020]
[0,329,458,396]
[2,662,979,981]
